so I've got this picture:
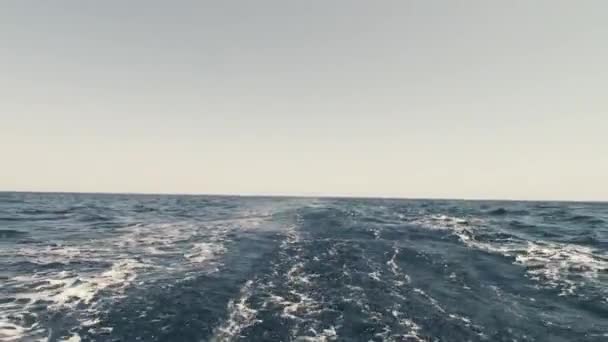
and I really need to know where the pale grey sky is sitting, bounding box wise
[1,1,607,200]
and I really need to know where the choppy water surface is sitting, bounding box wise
[1,193,607,341]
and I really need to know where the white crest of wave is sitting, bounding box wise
[2,216,265,341]
[210,280,260,342]
[414,213,608,296]
[515,241,608,295]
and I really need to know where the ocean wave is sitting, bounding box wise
[0,216,29,222]
[0,215,266,340]
[0,258,147,341]
[487,208,530,216]
[18,208,73,215]
[184,242,226,264]
[0,229,27,239]
[210,280,260,342]
[488,208,508,216]
[410,214,480,245]
[565,215,605,225]
[0,321,27,342]
[75,213,113,223]
[561,234,607,248]
[514,241,608,295]
[132,204,157,213]
[415,213,608,297]
[2,195,607,341]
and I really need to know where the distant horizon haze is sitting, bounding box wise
[1,190,606,204]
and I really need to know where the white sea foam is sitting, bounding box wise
[15,245,92,265]
[10,258,146,309]
[2,243,148,341]
[214,224,338,341]
[387,248,399,275]
[211,225,307,341]
[368,271,382,281]
[295,326,337,341]
[184,242,226,264]
[386,248,412,287]
[389,310,424,342]
[448,313,472,324]
[371,307,424,341]
[210,280,260,342]
[415,213,608,297]
[412,214,480,245]
[279,233,324,324]
[1,215,263,341]
[514,241,608,295]
[0,258,146,340]
[62,333,82,342]
[413,288,446,314]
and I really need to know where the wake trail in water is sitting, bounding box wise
[1,193,606,341]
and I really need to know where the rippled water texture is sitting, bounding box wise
[1,193,607,341]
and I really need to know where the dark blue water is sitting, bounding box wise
[1,193,607,342]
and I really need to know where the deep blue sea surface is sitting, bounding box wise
[1,192,607,342]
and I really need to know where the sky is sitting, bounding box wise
[1,1,607,201]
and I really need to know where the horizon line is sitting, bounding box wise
[1,189,606,204]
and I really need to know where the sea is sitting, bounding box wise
[0,192,606,342]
